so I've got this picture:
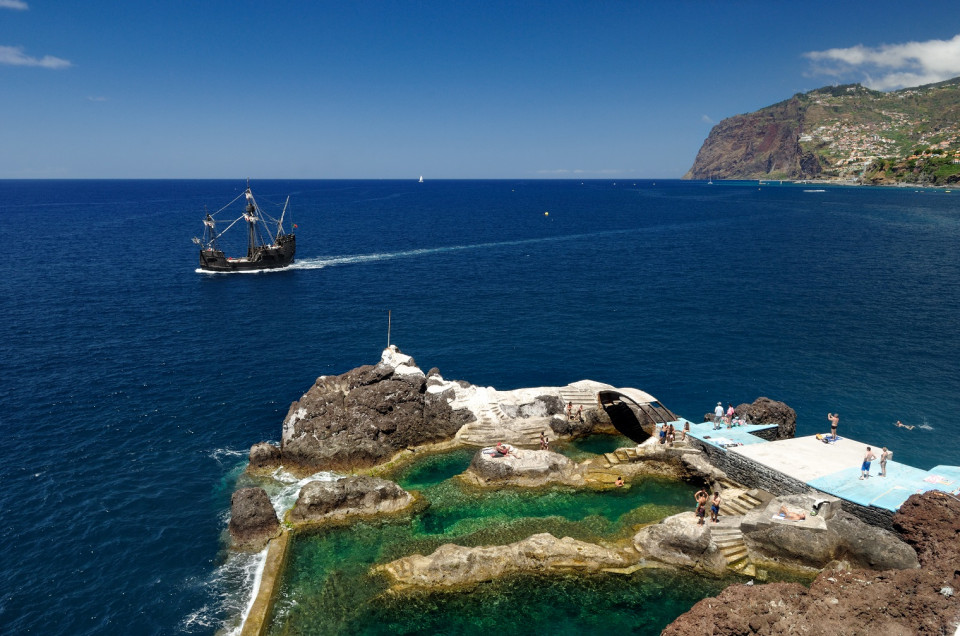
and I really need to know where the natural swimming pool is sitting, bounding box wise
[265,442,745,635]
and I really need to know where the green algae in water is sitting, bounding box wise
[268,449,706,635]
[393,448,475,490]
[553,434,635,462]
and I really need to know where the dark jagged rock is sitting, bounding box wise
[736,397,796,439]
[663,491,960,635]
[229,487,280,552]
[248,442,281,471]
[288,475,413,523]
[280,347,471,472]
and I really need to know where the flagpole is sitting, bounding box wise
[387,310,391,348]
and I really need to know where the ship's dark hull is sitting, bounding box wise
[199,235,296,272]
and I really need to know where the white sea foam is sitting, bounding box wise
[181,550,266,635]
[198,467,341,635]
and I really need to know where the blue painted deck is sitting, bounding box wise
[678,417,960,513]
[679,418,778,449]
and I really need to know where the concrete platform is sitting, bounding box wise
[682,418,778,449]
[729,435,885,482]
[727,434,960,513]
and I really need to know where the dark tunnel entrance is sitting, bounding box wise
[597,390,678,444]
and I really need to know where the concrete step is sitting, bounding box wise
[604,452,620,465]
[720,546,748,563]
[716,529,745,540]
[741,494,763,507]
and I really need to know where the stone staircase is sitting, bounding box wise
[558,386,597,414]
[604,446,640,465]
[711,522,757,577]
[456,388,551,447]
[707,481,766,577]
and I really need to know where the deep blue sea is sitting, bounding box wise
[1,179,958,634]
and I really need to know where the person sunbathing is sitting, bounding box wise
[494,442,511,457]
[778,505,805,520]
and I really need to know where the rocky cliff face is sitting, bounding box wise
[663,491,960,635]
[684,97,823,181]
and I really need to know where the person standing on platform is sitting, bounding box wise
[725,403,736,428]
[880,447,893,477]
[714,402,724,429]
[860,447,877,479]
[828,412,840,440]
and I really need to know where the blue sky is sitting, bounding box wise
[2,1,959,179]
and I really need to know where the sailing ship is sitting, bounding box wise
[193,182,296,272]
[418,175,424,183]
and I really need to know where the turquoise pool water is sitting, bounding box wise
[266,448,736,635]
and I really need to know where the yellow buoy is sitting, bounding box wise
[544,211,549,216]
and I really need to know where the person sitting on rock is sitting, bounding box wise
[495,442,510,457]
[615,476,624,487]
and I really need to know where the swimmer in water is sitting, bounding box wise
[894,420,915,430]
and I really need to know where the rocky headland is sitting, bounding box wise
[234,347,960,634]
[684,77,960,184]
[260,345,664,476]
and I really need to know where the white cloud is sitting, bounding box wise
[701,114,714,124]
[0,1,29,9]
[0,45,71,69]
[805,33,960,90]
[87,96,107,102]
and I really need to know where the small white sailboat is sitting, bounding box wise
[418,175,424,183]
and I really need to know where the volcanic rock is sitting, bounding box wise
[248,442,281,472]
[376,532,641,589]
[280,346,472,472]
[288,475,413,524]
[735,397,796,439]
[663,491,960,635]
[228,487,281,552]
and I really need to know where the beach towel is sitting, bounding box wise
[923,475,953,485]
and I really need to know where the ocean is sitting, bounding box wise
[1,179,958,634]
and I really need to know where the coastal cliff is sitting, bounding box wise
[685,77,960,184]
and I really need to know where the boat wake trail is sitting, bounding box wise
[289,229,632,271]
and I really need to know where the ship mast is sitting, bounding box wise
[244,182,257,258]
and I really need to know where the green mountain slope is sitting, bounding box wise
[684,77,960,184]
